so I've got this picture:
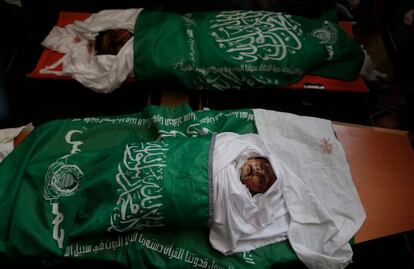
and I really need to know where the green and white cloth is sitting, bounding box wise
[0,105,365,269]
[0,106,274,269]
[41,9,364,93]
[134,10,364,90]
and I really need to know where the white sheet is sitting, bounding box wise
[210,132,290,255]
[40,9,142,93]
[253,109,366,269]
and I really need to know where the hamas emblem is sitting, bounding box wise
[311,22,338,60]
[311,23,338,45]
[44,155,83,201]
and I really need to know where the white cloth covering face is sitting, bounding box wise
[40,9,142,93]
[253,109,366,269]
[210,132,290,255]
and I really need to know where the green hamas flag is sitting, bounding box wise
[0,105,300,268]
[134,10,364,90]
[48,135,212,241]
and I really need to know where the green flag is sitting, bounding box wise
[134,10,364,90]
[0,105,303,268]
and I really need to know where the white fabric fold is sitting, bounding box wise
[40,9,142,93]
[253,109,366,269]
[210,132,289,255]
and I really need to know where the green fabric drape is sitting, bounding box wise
[1,105,301,268]
[134,10,364,90]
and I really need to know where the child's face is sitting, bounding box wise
[240,158,277,194]
[100,29,132,55]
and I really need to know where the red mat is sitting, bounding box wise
[28,12,368,93]
[28,12,91,80]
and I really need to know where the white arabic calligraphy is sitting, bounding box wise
[210,11,303,62]
[109,142,169,232]
[65,130,83,154]
[52,203,64,249]
[45,129,86,250]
